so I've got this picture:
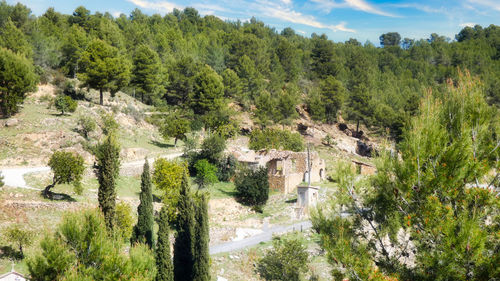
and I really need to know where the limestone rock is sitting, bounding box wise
[5,118,18,127]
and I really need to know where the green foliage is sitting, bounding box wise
[192,192,210,281]
[100,113,119,136]
[1,0,500,142]
[172,169,210,281]
[312,72,500,281]
[54,94,77,115]
[0,47,37,117]
[153,159,186,222]
[77,39,131,105]
[94,134,121,230]
[173,169,195,281]
[200,134,226,164]
[380,32,401,47]
[131,44,164,105]
[115,201,134,242]
[131,159,155,248]
[249,128,304,152]
[160,114,191,146]
[235,167,269,208]
[156,206,174,281]
[3,224,34,258]
[46,151,85,195]
[77,115,96,139]
[28,209,156,280]
[274,85,300,126]
[0,18,32,57]
[194,159,218,189]
[320,76,345,124]
[0,172,4,187]
[190,64,225,115]
[221,68,242,99]
[216,154,238,182]
[257,237,309,281]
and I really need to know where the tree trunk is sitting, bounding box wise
[19,243,23,258]
[100,88,103,106]
[356,119,360,134]
[42,182,56,198]
[1,95,9,118]
[174,138,178,147]
[141,92,144,103]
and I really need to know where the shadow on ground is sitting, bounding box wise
[149,140,174,149]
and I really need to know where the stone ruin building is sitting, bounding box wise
[232,149,326,194]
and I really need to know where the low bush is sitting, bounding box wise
[249,128,304,152]
[235,167,269,209]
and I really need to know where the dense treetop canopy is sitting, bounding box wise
[0,2,498,139]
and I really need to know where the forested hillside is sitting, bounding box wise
[1,1,500,139]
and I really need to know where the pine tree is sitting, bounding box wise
[0,47,38,117]
[131,158,154,248]
[77,39,131,105]
[192,192,210,281]
[94,134,121,230]
[173,169,195,281]
[131,44,164,104]
[156,206,174,281]
[312,72,500,280]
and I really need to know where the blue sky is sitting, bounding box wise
[10,0,500,44]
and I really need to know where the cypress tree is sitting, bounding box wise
[192,192,210,281]
[156,206,174,281]
[131,158,154,248]
[173,169,195,281]
[94,134,121,230]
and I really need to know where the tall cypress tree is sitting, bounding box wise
[131,158,154,248]
[156,206,174,281]
[173,169,195,281]
[94,134,121,230]
[192,192,210,281]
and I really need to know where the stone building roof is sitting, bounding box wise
[0,271,26,281]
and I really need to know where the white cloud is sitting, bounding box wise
[345,0,396,16]
[311,0,397,17]
[466,0,500,12]
[111,11,124,17]
[391,3,444,14]
[261,3,355,32]
[459,22,476,27]
[126,0,182,13]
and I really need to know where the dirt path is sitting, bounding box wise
[0,152,183,189]
[209,220,312,255]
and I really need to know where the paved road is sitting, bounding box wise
[0,152,183,189]
[0,166,50,190]
[209,220,312,255]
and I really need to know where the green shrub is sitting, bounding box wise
[45,151,85,195]
[257,237,309,281]
[216,154,238,182]
[77,115,96,139]
[100,113,119,136]
[3,224,35,259]
[54,94,77,115]
[194,159,218,189]
[235,167,269,208]
[249,128,304,152]
[200,134,226,163]
[115,201,134,242]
